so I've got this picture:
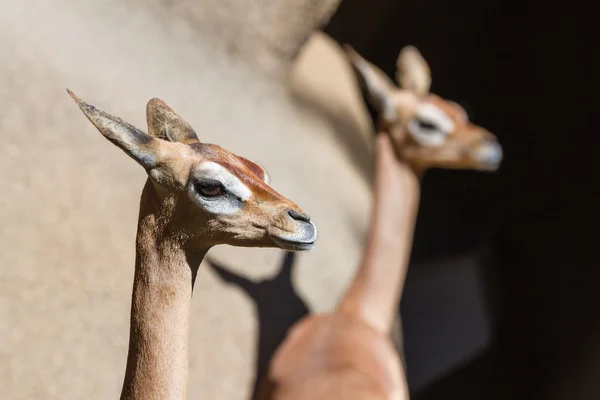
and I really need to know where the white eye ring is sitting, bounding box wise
[408,103,455,147]
[408,119,448,147]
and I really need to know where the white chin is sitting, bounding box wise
[271,236,315,251]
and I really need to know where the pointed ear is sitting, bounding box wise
[146,98,199,144]
[343,44,398,121]
[396,45,431,97]
[68,89,171,170]
[239,157,270,185]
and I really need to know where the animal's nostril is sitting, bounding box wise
[288,210,311,223]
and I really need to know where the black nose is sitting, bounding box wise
[288,210,311,223]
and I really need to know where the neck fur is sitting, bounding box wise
[120,180,207,400]
[337,134,421,335]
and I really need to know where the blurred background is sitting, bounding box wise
[0,0,596,399]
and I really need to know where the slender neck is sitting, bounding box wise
[120,181,207,400]
[338,134,421,335]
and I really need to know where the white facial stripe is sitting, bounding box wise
[416,103,455,132]
[417,103,454,133]
[197,161,252,201]
[191,191,243,215]
[408,103,456,147]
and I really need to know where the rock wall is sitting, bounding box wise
[0,1,383,399]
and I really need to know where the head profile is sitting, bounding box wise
[67,90,316,251]
[344,45,503,173]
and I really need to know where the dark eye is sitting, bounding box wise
[417,119,438,131]
[195,179,224,198]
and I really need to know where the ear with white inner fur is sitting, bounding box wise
[146,98,200,144]
[67,89,183,187]
[396,46,431,98]
[343,44,398,122]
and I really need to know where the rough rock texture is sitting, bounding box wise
[0,1,379,399]
[134,0,343,77]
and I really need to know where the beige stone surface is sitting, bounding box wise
[0,1,377,399]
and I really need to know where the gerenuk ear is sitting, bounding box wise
[395,45,431,98]
[146,98,199,145]
[68,90,190,188]
[344,44,398,122]
[68,89,175,172]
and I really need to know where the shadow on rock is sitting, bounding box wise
[206,251,309,400]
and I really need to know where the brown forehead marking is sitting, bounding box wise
[239,157,266,181]
[189,143,284,202]
[221,160,283,202]
[425,94,468,125]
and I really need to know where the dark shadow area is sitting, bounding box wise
[206,252,309,400]
[327,0,503,264]
[412,345,507,400]
[325,0,599,398]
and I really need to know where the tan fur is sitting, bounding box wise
[258,134,412,400]
[67,91,317,400]
[395,46,431,98]
[257,46,503,400]
[345,45,503,174]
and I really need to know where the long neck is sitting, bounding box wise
[120,181,207,400]
[337,134,421,335]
